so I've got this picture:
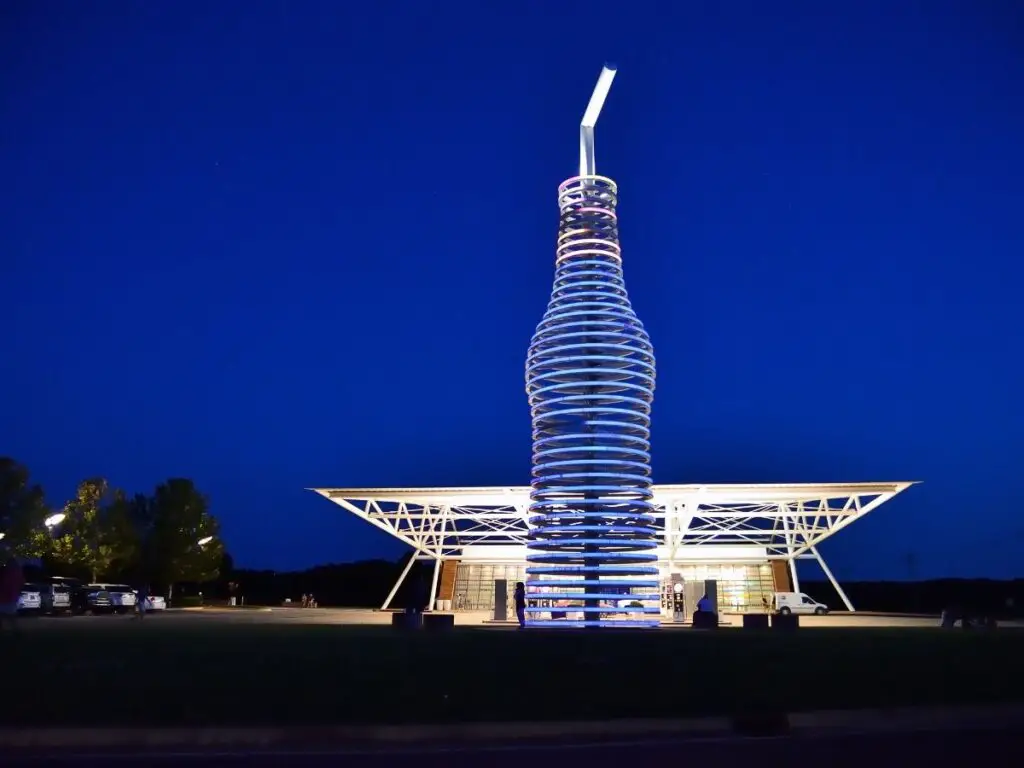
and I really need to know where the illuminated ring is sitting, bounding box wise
[525,175,659,628]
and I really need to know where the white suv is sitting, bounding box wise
[17,584,42,612]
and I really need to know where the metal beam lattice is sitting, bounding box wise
[312,482,915,560]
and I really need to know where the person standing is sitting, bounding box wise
[135,583,149,620]
[0,555,25,635]
[514,582,527,628]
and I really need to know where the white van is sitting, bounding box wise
[773,592,828,615]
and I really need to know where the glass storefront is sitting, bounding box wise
[452,563,526,611]
[454,561,775,614]
[661,563,774,614]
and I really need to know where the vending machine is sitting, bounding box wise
[671,582,685,623]
[662,574,686,623]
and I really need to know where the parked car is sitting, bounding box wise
[39,577,73,615]
[74,584,115,615]
[17,583,43,614]
[49,577,114,615]
[139,593,167,611]
[94,583,137,615]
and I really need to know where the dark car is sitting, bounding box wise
[93,583,138,615]
[73,584,114,615]
[49,577,113,615]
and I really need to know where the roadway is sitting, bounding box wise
[5,725,1021,767]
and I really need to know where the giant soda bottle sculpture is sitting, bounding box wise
[525,65,660,628]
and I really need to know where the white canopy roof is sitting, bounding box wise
[311,481,915,561]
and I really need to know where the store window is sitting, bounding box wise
[661,563,774,613]
[454,561,775,615]
[453,563,526,611]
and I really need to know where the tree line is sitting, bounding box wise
[0,456,226,596]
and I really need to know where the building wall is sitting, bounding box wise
[771,560,791,592]
[438,559,459,602]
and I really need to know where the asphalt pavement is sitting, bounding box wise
[5,725,1021,767]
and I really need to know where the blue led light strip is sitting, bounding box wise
[525,174,659,628]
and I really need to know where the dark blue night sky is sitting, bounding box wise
[3,1,1022,579]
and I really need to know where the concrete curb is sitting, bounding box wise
[788,703,1024,733]
[824,611,1024,625]
[175,607,274,613]
[0,718,733,750]
[2,704,1023,750]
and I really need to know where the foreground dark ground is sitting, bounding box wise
[7,727,1024,767]
[3,612,1023,727]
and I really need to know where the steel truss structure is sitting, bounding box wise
[312,481,915,614]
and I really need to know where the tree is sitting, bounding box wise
[52,478,137,582]
[0,457,52,559]
[219,550,235,581]
[103,489,143,577]
[145,478,224,599]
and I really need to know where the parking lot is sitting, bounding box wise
[18,606,397,628]
[18,604,1018,630]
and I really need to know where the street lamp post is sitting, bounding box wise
[44,513,66,529]
[167,535,216,607]
[196,536,214,606]
[195,535,221,605]
[43,513,66,570]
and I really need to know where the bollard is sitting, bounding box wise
[743,614,770,630]
[770,613,800,631]
[424,613,455,631]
